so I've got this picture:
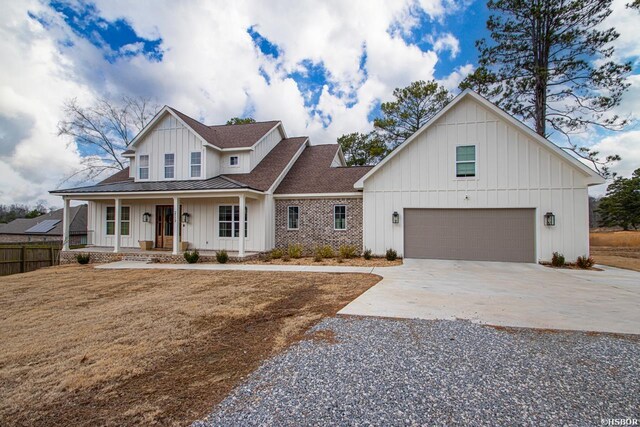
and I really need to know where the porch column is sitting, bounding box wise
[62,197,70,251]
[172,196,180,255]
[238,194,245,257]
[114,198,121,253]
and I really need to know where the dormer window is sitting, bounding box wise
[230,156,239,166]
[138,155,149,180]
[164,153,175,179]
[190,152,202,178]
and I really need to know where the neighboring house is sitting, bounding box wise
[51,90,603,262]
[0,205,87,245]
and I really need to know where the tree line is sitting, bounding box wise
[0,203,51,224]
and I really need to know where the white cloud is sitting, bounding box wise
[587,130,640,197]
[1,0,636,209]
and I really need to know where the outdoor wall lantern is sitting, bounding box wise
[182,212,191,224]
[392,211,400,224]
[142,212,151,223]
[544,212,556,227]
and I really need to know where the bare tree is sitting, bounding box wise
[58,96,160,183]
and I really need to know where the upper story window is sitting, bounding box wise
[456,145,476,177]
[164,153,175,179]
[138,155,149,180]
[229,156,239,166]
[190,152,202,178]
[334,205,346,230]
[288,206,299,230]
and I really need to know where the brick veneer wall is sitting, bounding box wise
[59,250,259,265]
[275,197,363,252]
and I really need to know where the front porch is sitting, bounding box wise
[59,190,269,258]
[60,246,261,264]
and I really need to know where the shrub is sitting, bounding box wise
[313,253,323,262]
[288,244,303,259]
[576,255,595,269]
[551,252,565,267]
[363,248,372,260]
[216,249,229,264]
[76,253,90,265]
[386,248,398,261]
[315,245,334,259]
[183,249,199,264]
[282,253,291,262]
[336,255,344,263]
[260,252,272,263]
[339,245,358,259]
[270,248,283,259]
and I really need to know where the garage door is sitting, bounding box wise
[404,208,535,263]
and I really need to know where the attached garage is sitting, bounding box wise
[403,208,536,263]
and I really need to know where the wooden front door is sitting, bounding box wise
[156,205,175,250]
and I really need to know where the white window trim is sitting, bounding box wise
[218,205,248,238]
[287,206,299,230]
[138,154,150,181]
[190,151,202,178]
[164,153,175,180]
[334,204,347,231]
[455,144,477,179]
[105,205,131,236]
[229,156,240,168]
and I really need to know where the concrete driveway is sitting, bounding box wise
[339,259,640,334]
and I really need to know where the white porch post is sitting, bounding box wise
[238,194,245,257]
[62,197,70,251]
[114,198,121,253]
[172,196,180,255]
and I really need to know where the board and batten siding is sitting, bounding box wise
[87,197,267,252]
[134,114,215,181]
[362,97,591,262]
[249,126,283,170]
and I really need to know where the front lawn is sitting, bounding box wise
[0,265,379,426]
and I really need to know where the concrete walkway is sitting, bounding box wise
[339,259,640,335]
[95,260,377,274]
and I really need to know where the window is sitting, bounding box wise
[138,155,149,180]
[334,205,346,230]
[218,205,248,237]
[230,156,239,166]
[456,145,476,177]
[106,206,130,235]
[164,153,175,179]
[190,152,202,178]
[288,206,299,230]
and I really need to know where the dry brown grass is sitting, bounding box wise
[590,231,640,247]
[0,265,379,426]
[589,231,640,272]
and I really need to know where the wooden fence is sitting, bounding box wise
[0,245,61,276]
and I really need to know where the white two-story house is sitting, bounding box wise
[52,90,603,263]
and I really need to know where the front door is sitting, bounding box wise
[156,205,176,249]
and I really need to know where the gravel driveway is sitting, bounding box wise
[194,317,639,426]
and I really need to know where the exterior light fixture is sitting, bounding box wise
[392,211,400,224]
[182,212,191,224]
[544,212,555,227]
[142,212,151,223]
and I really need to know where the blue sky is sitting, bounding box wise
[0,0,638,205]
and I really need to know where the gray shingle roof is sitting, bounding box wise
[275,145,372,194]
[168,107,281,149]
[0,205,87,236]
